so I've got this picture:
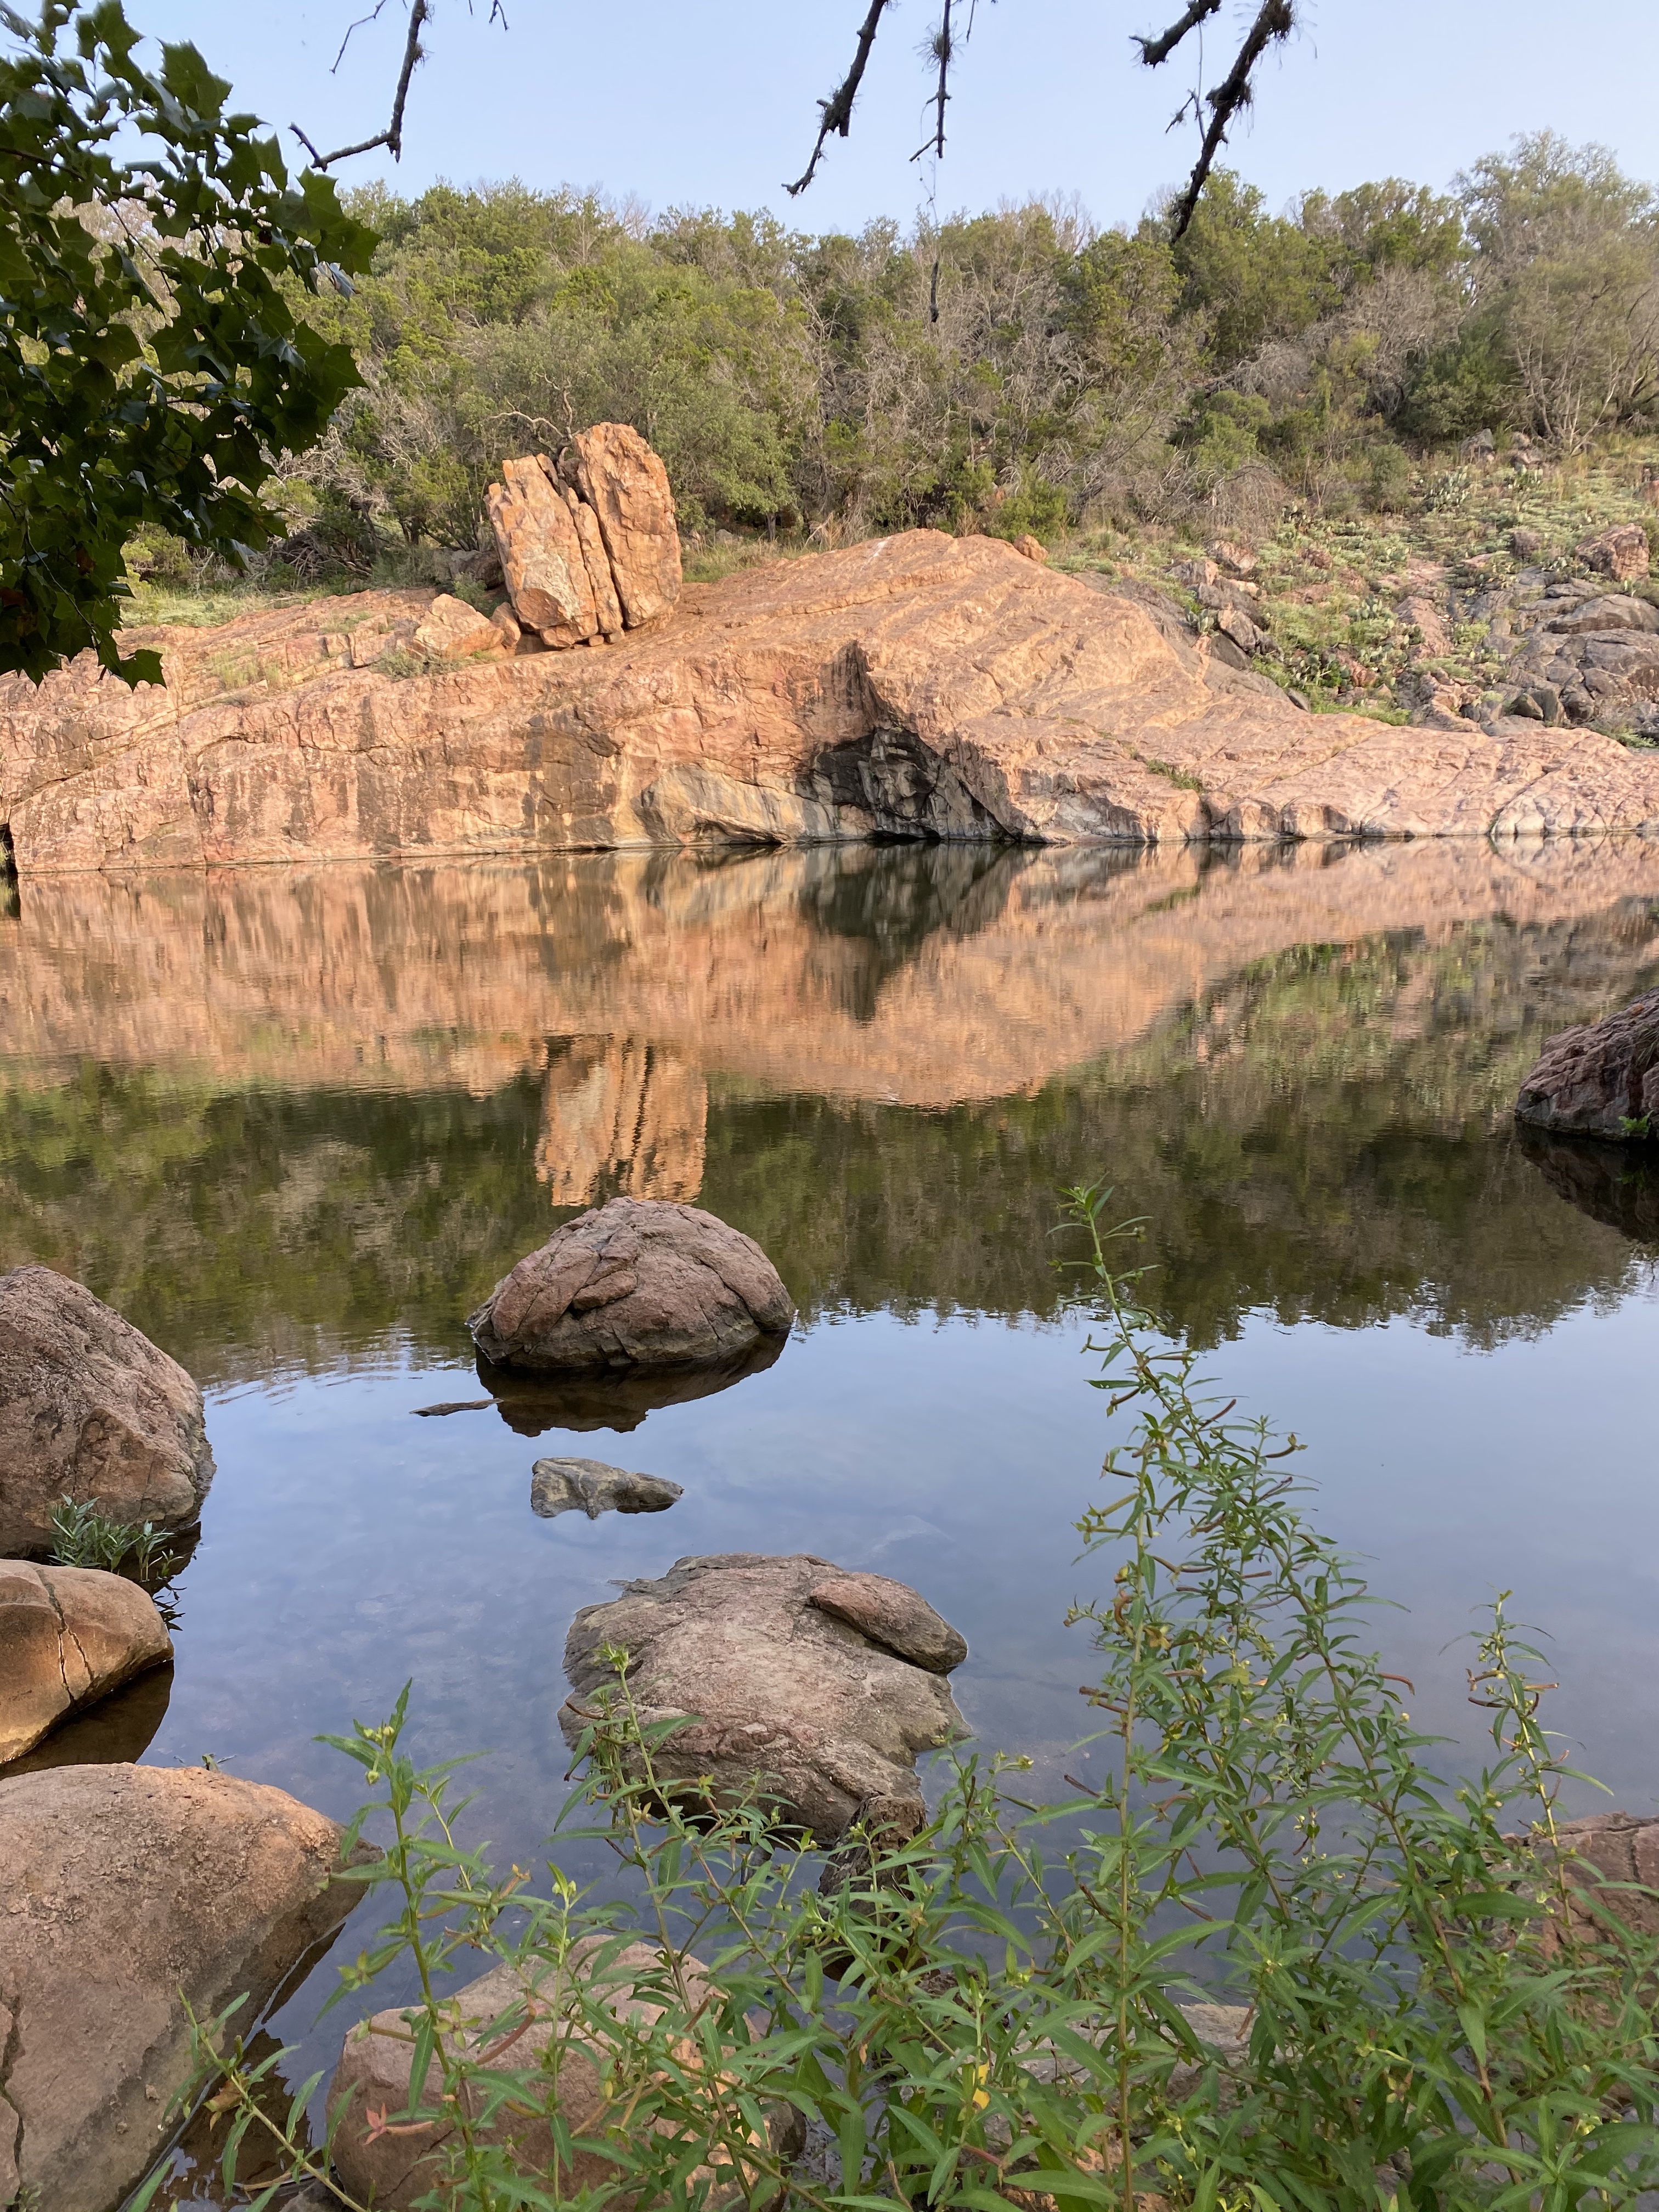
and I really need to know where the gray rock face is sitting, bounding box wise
[0,1764,371,2212]
[0,1558,172,1763]
[469,1198,794,1374]
[0,1266,215,1554]
[1550,1810,1659,1940]
[560,1553,968,1840]
[532,1456,683,1519]
[1515,989,1659,1141]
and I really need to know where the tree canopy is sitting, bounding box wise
[0,0,374,681]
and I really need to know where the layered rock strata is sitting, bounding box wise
[10,533,1659,874]
[558,1553,969,1839]
[470,1197,794,1373]
[0,1558,172,1762]
[0,1764,371,2212]
[0,1265,215,1553]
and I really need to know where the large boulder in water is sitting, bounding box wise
[0,1266,215,1553]
[1514,988,1659,1141]
[558,1553,968,1840]
[0,1558,172,1763]
[0,1764,373,2212]
[468,1198,793,1374]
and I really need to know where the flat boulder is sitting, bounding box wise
[532,1455,683,1519]
[1576,522,1650,583]
[0,1764,372,2212]
[469,1197,794,1373]
[0,1266,215,1554]
[0,1559,172,1762]
[558,1552,968,1839]
[1514,989,1659,1141]
[412,590,509,660]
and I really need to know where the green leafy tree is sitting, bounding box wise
[0,0,375,681]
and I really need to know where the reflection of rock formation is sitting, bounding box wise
[476,1333,786,1435]
[536,1038,706,1206]
[1519,1130,1659,1244]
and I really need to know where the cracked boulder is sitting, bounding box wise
[0,1764,373,2212]
[558,1553,969,1839]
[1515,988,1659,1140]
[0,1267,215,1554]
[0,1559,172,1763]
[469,1197,794,1374]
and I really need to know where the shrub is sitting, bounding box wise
[153,1194,1659,2212]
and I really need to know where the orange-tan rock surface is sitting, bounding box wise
[8,533,1659,876]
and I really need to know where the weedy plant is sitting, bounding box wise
[148,1193,1659,2212]
[48,1494,178,1582]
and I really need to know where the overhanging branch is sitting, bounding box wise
[786,0,895,197]
[290,0,430,171]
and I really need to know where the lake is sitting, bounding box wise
[3,836,1658,2198]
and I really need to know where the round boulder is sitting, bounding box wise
[468,1198,794,1373]
[0,1266,215,1554]
[0,1764,373,2212]
[0,1559,172,1763]
[559,1553,968,1841]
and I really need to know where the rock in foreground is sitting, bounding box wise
[0,1558,172,1762]
[559,1553,968,1839]
[1514,988,1659,1140]
[0,1266,215,1554]
[469,1197,794,1373]
[531,1455,684,1519]
[0,1764,371,2212]
[330,1938,800,2209]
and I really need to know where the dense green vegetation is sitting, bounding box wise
[0,1,371,678]
[183,132,1659,574]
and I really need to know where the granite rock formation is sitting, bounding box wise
[0,1558,172,1762]
[1514,988,1659,1139]
[486,424,679,647]
[0,1764,371,2212]
[558,1552,969,1839]
[0,1265,215,1553]
[11,533,1659,874]
[469,1197,794,1373]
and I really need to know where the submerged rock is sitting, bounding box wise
[468,1197,794,1374]
[559,1553,968,1840]
[0,1266,215,1554]
[0,1559,172,1762]
[0,1764,372,2212]
[532,1455,683,1519]
[329,1939,802,2210]
[1514,988,1659,1141]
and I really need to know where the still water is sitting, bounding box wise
[3,838,1658,2185]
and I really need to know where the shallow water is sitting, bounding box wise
[4,837,1659,2197]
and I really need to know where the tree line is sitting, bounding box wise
[273,132,1658,563]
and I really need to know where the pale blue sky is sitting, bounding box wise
[138,3,1658,232]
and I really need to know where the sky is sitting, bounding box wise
[134,2,1659,234]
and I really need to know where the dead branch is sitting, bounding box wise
[786,0,896,197]
[1164,0,1296,240]
[912,0,954,165]
[1133,0,1224,70]
[290,0,430,171]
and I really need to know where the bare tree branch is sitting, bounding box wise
[1165,0,1295,240]
[291,0,430,171]
[1133,0,1224,70]
[785,0,896,198]
[912,0,954,165]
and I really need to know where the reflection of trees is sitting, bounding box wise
[4,906,1658,1380]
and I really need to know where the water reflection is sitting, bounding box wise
[3,840,1658,1377]
[475,1334,788,1434]
[1520,1129,1659,1245]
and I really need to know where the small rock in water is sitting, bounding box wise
[411,1397,493,1417]
[0,1560,172,1763]
[531,1457,682,1520]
